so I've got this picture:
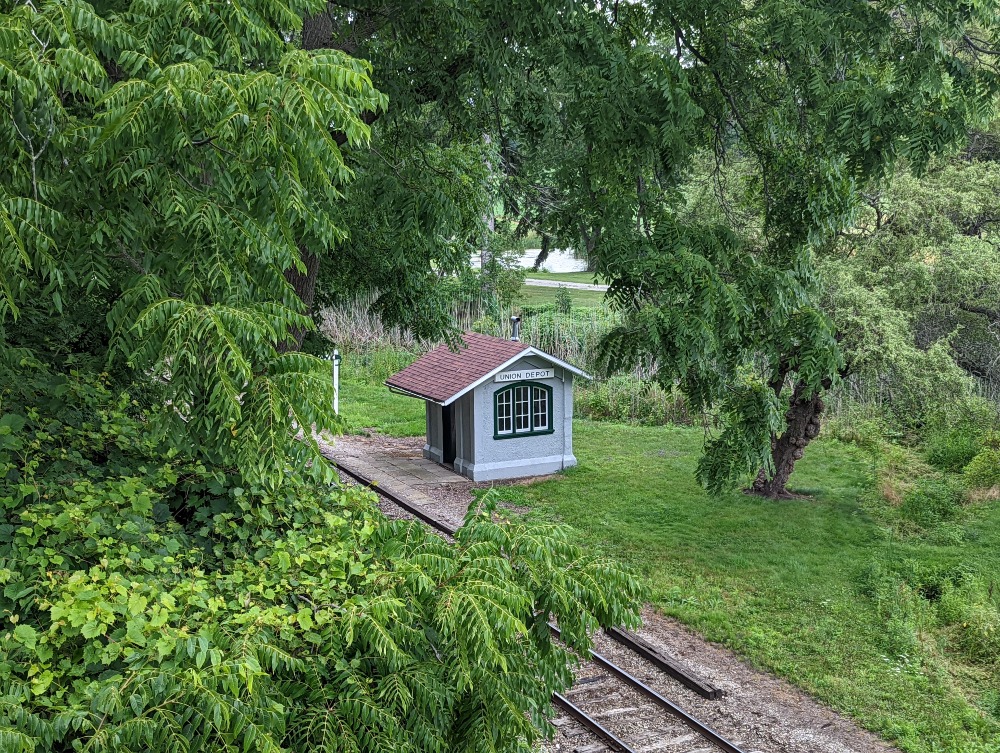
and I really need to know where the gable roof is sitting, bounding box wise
[385,331,590,406]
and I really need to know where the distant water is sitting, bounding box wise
[472,248,589,273]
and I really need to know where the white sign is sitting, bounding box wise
[495,368,554,383]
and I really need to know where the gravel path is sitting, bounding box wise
[322,433,899,753]
[524,278,609,291]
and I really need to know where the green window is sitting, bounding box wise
[494,381,553,438]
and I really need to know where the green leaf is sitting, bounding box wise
[13,623,37,650]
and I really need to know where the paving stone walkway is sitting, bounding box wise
[315,433,474,530]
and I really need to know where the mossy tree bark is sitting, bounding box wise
[750,380,829,498]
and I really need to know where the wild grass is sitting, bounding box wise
[320,294,692,427]
[575,374,693,425]
[319,294,620,373]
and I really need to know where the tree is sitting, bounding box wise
[593,1,1000,496]
[0,3,643,751]
[263,3,998,498]
[298,1,635,325]
[329,0,998,496]
[1,0,389,480]
[821,150,1000,426]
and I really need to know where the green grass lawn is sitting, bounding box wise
[518,284,607,308]
[480,422,1000,753]
[336,355,1000,753]
[519,270,608,307]
[337,351,425,436]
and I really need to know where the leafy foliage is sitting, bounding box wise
[590,2,1000,492]
[0,4,648,752]
[0,364,643,752]
[0,0,386,486]
[964,444,1000,490]
[822,155,1000,432]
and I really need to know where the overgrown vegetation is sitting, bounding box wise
[4,0,1000,751]
[0,3,650,751]
[1,364,642,752]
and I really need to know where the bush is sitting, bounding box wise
[823,405,894,452]
[0,366,644,752]
[855,560,1000,665]
[935,576,1000,664]
[926,427,981,472]
[899,476,966,527]
[554,285,573,314]
[964,447,1000,490]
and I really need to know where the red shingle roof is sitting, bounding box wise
[385,332,530,404]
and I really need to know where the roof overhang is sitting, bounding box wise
[385,347,591,406]
[385,384,435,402]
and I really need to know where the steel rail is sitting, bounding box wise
[589,647,747,753]
[552,692,639,753]
[550,625,746,753]
[605,626,722,700]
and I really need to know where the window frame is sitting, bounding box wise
[493,381,555,439]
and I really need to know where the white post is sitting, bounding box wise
[332,349,341,415]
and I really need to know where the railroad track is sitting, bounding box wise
[331,460,757,753]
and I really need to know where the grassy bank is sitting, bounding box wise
[482,422,1000,753]
[519,285,606,308]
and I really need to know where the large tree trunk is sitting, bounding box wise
[532,234,550,271]
[280,248,322,352]
[750,381,826,498]
[276,10,380,353]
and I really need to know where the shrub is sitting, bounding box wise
[823,405,894,452]
[0,367,644,752]
[933,574,1000,664]
[926,427,981,472]
[861,443,931,510]
[900,476,966,527]
[555,285,573,314]
[964,447,1000,490]
[952,602,1000,664]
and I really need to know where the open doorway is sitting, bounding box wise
[441,403,456,466]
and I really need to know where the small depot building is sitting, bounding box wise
[385,330,589,481]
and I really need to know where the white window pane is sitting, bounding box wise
[515,386,530,431]
[497,390,512,434]
[533,388,548,430]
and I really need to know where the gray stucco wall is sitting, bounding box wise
[455,355,577,482]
